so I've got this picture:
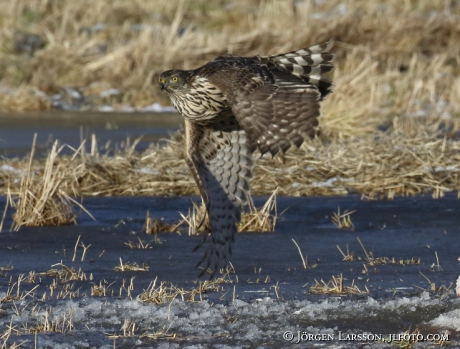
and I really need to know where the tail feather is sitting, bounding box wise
[193,184,240,279]
[253,42,334,99]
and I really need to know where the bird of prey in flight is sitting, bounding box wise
[159,42,334,277]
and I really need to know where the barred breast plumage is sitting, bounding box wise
[170,77,229,120]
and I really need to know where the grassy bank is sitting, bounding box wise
[1,116,459,200]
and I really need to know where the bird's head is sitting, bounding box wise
[158,70,189,94]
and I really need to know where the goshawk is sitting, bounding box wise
[159,42,334,277]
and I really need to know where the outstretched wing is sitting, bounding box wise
[184,113,253,277]
[207,43,333,156]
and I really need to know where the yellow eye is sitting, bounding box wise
[171,77,178,82]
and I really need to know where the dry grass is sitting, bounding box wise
[431,251,443,271]
[178,200,209,235]
[336,244,355,262]
[331,207,355,230]
[0,274,39,302]
[0,332,28,349]
[260,117,460,198]
[124,237,153,250]
[138,267,236,304]
[2,135,96,231]
[139,325,176,341]
[26,307,75,334]
[416,272,452,293]
[1,0,460,132]
[0,132,195,198]
[357,237,421,267]
[114,258,149,272]
[291,238,317,270]
[2,116,460,202]
[0,264,13,277]
[90,279,116,297]
[107,319,137,339]
[138,277,220,304]
[238,189,279,232]
[38,262,88,282]
[143,209,180,244]
[179,188,279,235]
[144,210,180,235]
[7,135,77,230]
[309,274,369,295]
[1,132,281,230]
[0,306,74,343]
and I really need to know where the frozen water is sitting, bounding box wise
[1,194,460,347]
[99,88,120,98]
[141,102,177,113]
[1,292,457,347]
[99,105,115,112]
[0,164,21,173]
[429,309,460,331]
[1,283,459,347]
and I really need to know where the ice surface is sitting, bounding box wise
[99,88,120,98]
[1,283,459,348]
[0,164,21,173]
[1,194,460,347]
[141,102,176,113]
[429,308,460,331]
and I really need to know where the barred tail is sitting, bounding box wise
[254,42,334,99]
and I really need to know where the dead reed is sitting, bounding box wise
[38,262,88,283]
[309,274,369,295]
[138,272,230,304]
[416,272,452,293]
[2,115,460,201]
[144,210,179,234]
[178,188,279,235]
[357,237,421,267]
[4,135,95,231]
[114,258,149,272]
[238,189,279,232]
[331,207,355,230]
[8,135,77,230]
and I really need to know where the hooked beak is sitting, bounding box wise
[159,78,166,91]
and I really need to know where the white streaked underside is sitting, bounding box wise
[171,77,229,121]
